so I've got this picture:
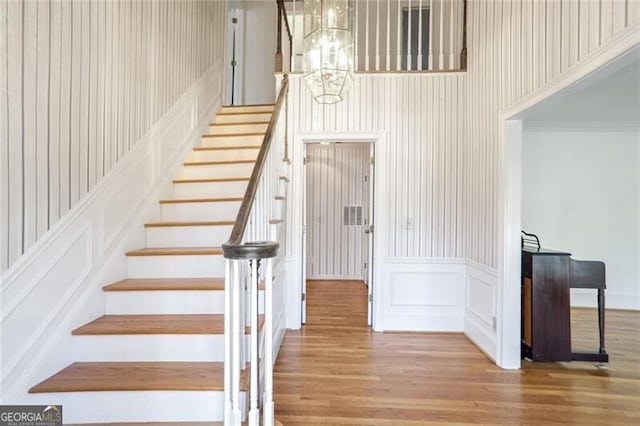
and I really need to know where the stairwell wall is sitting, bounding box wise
[0,0,226,403]
[0,0,226,272]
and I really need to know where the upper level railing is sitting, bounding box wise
[222,75,289,426]
[278,0,467,73]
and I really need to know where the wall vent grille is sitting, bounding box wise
[343,206,363,226]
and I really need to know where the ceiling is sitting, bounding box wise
[520,45,640,125]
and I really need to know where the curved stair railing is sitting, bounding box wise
[222,74,289,426]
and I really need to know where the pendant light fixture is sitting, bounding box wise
[302,0,354,104]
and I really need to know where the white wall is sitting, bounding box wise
[0,0,226,272]
[522,127,640,310]
[306,143,370,280]
[463,0,640,366]
[284,73,467,332]
[242,0,277,104]
[0,0,226,403]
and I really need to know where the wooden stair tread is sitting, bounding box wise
[209,121,270,126]
[222,103,274,108]
[29,362,248,393]
[193,145,261,151]
[172,176,250,184]
[125,247,224,256]
[202,132,264,138]
[144,220,235,228]
[72,314,228,335]
[216,110,273,117]
[69,423,225,426]
[103,278,226,292]
[159,197,243,204]
[184,159,256,166]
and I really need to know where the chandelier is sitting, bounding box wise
[302,0,354,104]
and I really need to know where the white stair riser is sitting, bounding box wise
[185,148,259,162]
[145,225,233,248]
[104,290,265,315]
[161,200,241,222]
[214,112,271,123]
[73,335,227,362]
[173,180,247,199]
[200,134,264,147]
[178,162,255,179]
[106,290,225,315]
[221,105,274,114]
[209,123,268,134]
[25,391,244,423]
[127,255,225,278]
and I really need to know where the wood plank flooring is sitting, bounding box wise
[274,280,640,425]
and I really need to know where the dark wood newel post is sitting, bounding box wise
[460,0,467,70]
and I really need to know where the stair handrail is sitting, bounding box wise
[222,73,289,260]
[276,0,293,72]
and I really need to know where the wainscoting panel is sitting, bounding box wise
[0,62,224,404]
[379,259,465,331]
[464,261,498,361]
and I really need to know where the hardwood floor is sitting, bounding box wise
[274,280,640,425]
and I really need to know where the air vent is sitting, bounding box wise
[343,206,363,226]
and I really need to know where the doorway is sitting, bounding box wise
[499,45,640,369]
[301,142,375,326]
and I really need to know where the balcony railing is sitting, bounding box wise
[278,0,467,73]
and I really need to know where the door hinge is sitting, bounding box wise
[369,224,374,234]
[231,60,237,67]
[303,156,307,165]
[302,293,306,302]
[364,262,367,270]
[368,294,373,302]
[370,156,375,165]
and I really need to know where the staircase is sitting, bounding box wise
[28,104,276,425]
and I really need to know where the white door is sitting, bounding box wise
[366,144,375,326]
[301,148,308,324]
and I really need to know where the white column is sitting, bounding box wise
[223,259,232,425]
[248,260,260,425]
[262,257,275,426]
[231,259,242,425]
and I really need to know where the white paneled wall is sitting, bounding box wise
[306,143,370,279]
[464,0,640,268]
[288,73,466,259]
[0,0,226,271]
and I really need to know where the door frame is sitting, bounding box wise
[286,132,386,331]
[301,141,375,325]
[496,34,639,369]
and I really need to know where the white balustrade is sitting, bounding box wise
[223,76,289,426]
[284,0,466,73]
